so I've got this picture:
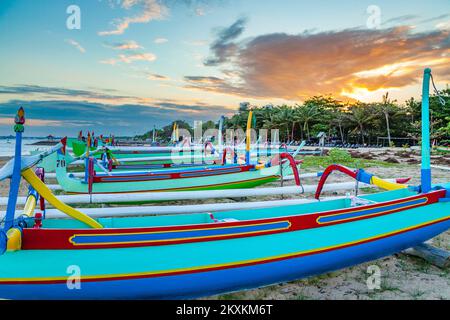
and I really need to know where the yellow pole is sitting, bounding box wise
[86,131,91,157]
[245,111,253,164]
[172,123,177,143]
[21,168,103,228]
[22,194,37,218]
[371,176,408,191]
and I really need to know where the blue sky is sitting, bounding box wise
[0,0,449,136]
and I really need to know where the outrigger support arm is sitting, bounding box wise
[291,141,306,158]
[21,168,103,229]
[221,147,234,165]
[315,164,409,200]
[279,153,301,186]
[256,152,302,186]
[0,128,103,231]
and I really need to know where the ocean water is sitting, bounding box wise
[0,139,51,157]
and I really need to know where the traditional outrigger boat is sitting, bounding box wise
[54,144,299,194]
[51,111,303,195]
[38,113,302,174]
[0,69,448,300]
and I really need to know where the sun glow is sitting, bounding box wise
[341,86,401,102]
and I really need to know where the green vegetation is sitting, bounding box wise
[135,90,450,146]
[300,153,400,169]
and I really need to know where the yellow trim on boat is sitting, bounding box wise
[316,197,428,225]
[23,194,37,218]
[6,228,22,251]
[68,221,292,246]
[371,176,408,191]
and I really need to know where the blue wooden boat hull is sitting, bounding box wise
[1,205,448,300]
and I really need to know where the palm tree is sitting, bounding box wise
[260,107,278,143]
[295,103,321,141]
[378,92,398,146]
[330,110,347,144]
[274,105,293,142]
[347,104,374,145]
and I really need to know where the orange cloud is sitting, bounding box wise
[187,25,450,101]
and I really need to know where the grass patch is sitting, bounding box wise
[292,291,310,300]
[217,292,247,300]
[300,155,400,170]
[410,289,426,299]
[380,278,400,293]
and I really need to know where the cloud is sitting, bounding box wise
[204,17,248,66]
[0,117,65,127]
[104,40,143,50]
[99,58,119,65]
[382,14,450,27]
[384,15,419,25]
[147,73,170,81]
[118,52,157,63]
[99,0,167,36]
[184,76,228,89]
[154,37,168,44]
[190,26,450,101]
[195,7,205,16]
[0,99,231,136]
[100,52,157,65]
[183,76,243,96]
[420,13,450,24]
[436,21,450,31]
[0,85,132,101]
[65,39,86,53]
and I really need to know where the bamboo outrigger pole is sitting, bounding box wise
[218,116,224,149]
[421,68,432,193]
[0,109,102,236]
[0,107,25,254]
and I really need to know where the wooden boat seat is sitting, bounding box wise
[350,196,378,207]
[207,212,239,223]
[218,218,240,223]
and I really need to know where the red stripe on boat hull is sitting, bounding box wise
[21,190,445,250]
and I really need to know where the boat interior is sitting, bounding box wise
[38,188,417,230]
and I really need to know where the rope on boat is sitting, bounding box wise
[430,73,446,106]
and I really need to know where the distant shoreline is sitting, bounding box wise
[0,157,10,164]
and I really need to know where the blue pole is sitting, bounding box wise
[84,158,89,183]
[4,108,25,231]
[421,68,432,193]
[218,116,224,161]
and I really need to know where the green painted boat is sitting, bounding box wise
[55,139,298,194]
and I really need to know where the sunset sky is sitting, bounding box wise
[0,0,449,136]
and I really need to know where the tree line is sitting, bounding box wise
[136,89,450,147]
